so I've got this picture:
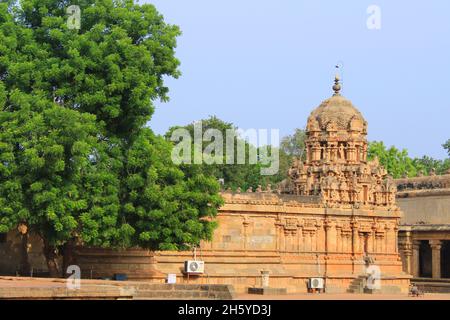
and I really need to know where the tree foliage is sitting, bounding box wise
[166,117,307,190]
[278,128,306,182]
[0,0,222,276]
[412,155,450,176]
[368,141,419,178]
[443,139,450,157]
[368,141,450,178]
[166,116,265,191]
[280,128,306,159]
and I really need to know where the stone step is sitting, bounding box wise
[135,290,215,299]
[347,290,362,294]
[348,285,362,290]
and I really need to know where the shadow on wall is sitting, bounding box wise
[0,231,49,277]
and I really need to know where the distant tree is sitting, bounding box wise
[280,129,307,159]
[412,156,450,176]
[166,120,309,190]
[443,139,450,157]
[278,128,307,182]
[367,141,419,178]
[166,116,267,191]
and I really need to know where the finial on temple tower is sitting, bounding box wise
[333,64,341,95]
[332,75,341,96]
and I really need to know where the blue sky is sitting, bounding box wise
[143,0,450,159]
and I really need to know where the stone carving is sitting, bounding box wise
[284,76,397,210]
[395,173,450,192]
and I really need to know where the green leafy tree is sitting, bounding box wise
[278,128,307,182]
[166,119,308,190]
[368,141,450,178]
[280,128,306,159]
[0,91,120,276]
[123,128,222,250]
[367,141,418,178]
[412,155,450,176]
[166,116,265,191]
[443,139,450,157]
[1,0,221,276]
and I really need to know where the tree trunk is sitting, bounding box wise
[43,240,61,278]
[19,232,31,276]
[62,240,77,278]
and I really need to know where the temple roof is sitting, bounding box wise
[306,76,367,132]
[307,94,366,131]
[286,76,397,210]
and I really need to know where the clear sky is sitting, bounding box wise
[143,0,450,159]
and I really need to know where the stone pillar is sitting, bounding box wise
[376,234,384,253]
[352,224,359,254]
[243,218,250,251]
[343,234,348,253]
[298,227,303,253]
[359,232,365,254]
[284,232,290,252]
[384,226,390,253]
[367,233,374,253]
[403,245,412,274]
[311,231,317,252]
[316,224,325,253]
[261,270,270,288]
[325,220,336,253]
[429,240,442,279]
[412,241,421,277]
[335,227,342,252]
[305,232,312,252]
[275,219,282,251]
[394,226,399,253]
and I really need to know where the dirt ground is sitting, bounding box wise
[1,277,450,300]
[237,292,450,300]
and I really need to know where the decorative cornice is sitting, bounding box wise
[395,174,450,193]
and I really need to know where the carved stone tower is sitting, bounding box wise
[288,76,397,208]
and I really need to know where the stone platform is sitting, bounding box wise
[413,278,450,293]
[0,277,235,300]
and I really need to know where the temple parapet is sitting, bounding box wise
[220,190,321,206]
[395,174,450,196]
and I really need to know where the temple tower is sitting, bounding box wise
[288,76,397,209]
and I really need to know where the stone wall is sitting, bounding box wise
[75,192,409,293]
[397,193,450,225]
[0,192,410,293]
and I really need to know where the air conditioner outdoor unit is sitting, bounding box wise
[184,260,205,274]
[309,277,324,289]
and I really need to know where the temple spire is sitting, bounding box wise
[332,74,341,96]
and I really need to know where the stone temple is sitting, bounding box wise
[4,76,438,294]
[69,76,410,293]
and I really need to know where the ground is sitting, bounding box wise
[237,293,450,300]
[1,277,449,300]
